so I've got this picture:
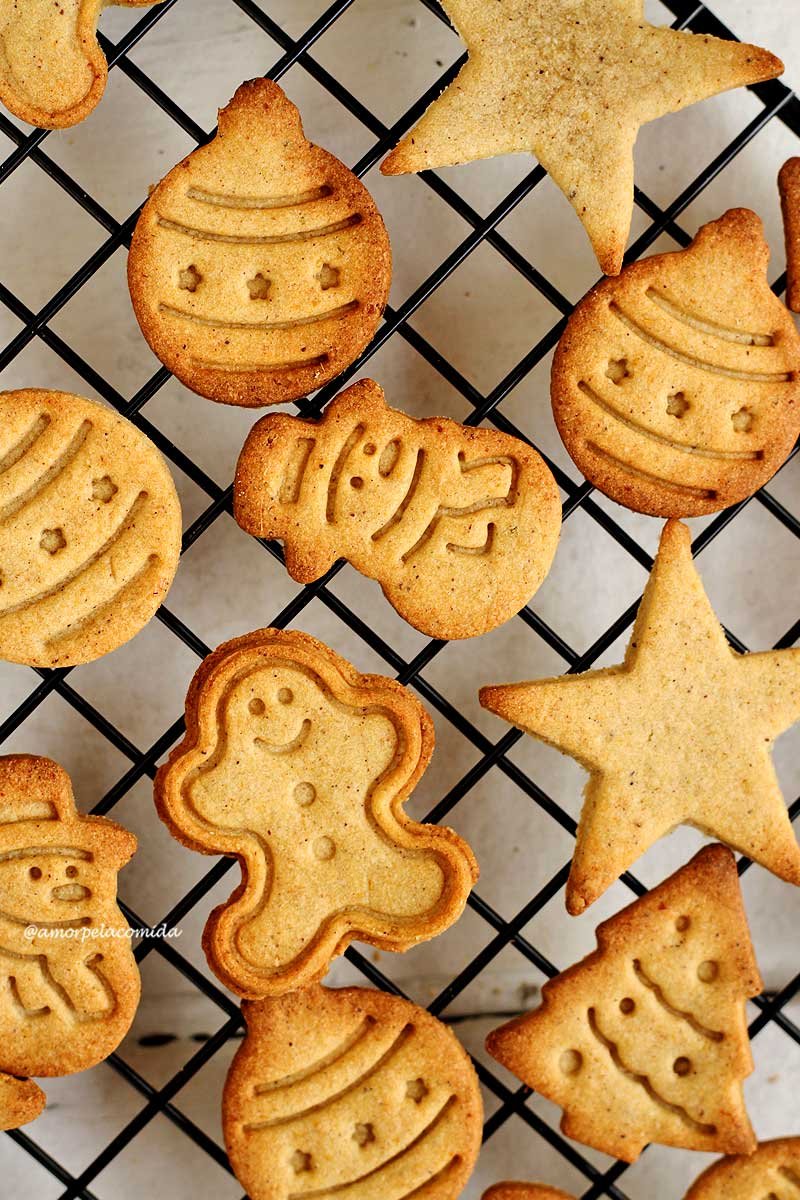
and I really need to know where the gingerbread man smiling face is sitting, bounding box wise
[156,629,478,998]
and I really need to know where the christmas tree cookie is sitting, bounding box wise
[486,846,762,1162]
[155,628,478,997]
[551,210,800,517]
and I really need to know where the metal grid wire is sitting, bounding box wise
[0,0,798,1196]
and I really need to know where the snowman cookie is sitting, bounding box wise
[128,79,392,408]
[551,209,800,517]
[0,755,139,1128]
[154,628,478,998]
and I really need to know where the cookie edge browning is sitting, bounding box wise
[482,1186,576,1200]
[779,157,800,313]
[0,0,163,129]
[127,79,392,408]
[0,1073,47,1131]
[154,628,479,998]
[233,378,562,639]
[684,1136,800,1197]
[0,389,183,668]
[551,208,800,517]
[0,753,141,1077]
[223,984,484,1200]
[485,845,762,1163]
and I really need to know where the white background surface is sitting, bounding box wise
[0,0,798,1196]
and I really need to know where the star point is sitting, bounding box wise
[480,518,800,912]
[382,1,783,273]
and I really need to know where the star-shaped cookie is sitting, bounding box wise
[381,1,783,273]
[480,519,800,914]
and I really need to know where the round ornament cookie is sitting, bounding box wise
[0,389,182,667]
[551,209,800,517]
[224,985,483,1200]
[128,78,392,408]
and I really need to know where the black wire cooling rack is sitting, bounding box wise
[0,1,798,1197]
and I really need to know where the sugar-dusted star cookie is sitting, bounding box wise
[480,518,800,914]
[685,1137,800,1199]
[381,1,782,274]
[155,628,478,997]
[0,1,164,128]
[487,846,762,1163]
[224,985,483,1200]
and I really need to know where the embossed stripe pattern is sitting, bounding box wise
[159,300,359,332]
[0,419,92,523]
[0,491,149,617]
[155,213,362,245]
[576,381,762,461]
[186,184,333,210]
[609,303,791,382]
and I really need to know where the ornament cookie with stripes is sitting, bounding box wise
[128,79,392,408]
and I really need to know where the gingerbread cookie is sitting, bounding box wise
[779,158,800,313]
[550,209,800,517]
[685,1137,800,1199]
[155,628,478,997]
[381,3,781,275]
[234,379,561,640]
[224,985,483,1200]
[0,389,182,667]
[0,755,139,1129]
[128,79,392,408]
[0,1,164,128]
[481,519,800,914]
[487,846,761,1163]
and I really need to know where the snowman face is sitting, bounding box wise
[0,846,97,927]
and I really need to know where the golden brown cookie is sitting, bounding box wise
[685,1137,800,1199]
[155,628,478,998]
[224,985,483,1200]
[550,209,800,517]
[234,378,561,640]
[0,1,164,128]
[483,1186,575,1200]
[381,3,782,275]
[487,845,761,1163]
[0,754,139,1129]
[480,518,800,915]
[128,78,392,408]
[779,158,800,313]
[0,389,182,668]
[0,1075,45,1131]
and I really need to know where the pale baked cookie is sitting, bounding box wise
[483,1186,576,1200]
[224,985,483,1200]
[550,209,800,517]
[155,628,478,998]
[779,158,800,313]
[480,519,800,915]
[128,79,392,408]
[234,378,561,640]
[0,389,182,667]
[685,1137,800,1198]
[0,755,139,1129]
[0,0,164,129]
[487,845,761,1163]
[381,2,782,275]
